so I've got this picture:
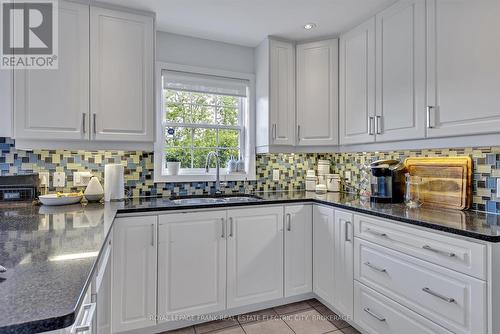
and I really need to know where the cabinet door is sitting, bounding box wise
[14,1,89,140]
[375,0,426,142]
[112,216,157,332]
[270,39,295,146]
[333,209,354,319]
[313,205,335,305]
[90,7,154,142]
[339,18,376,145]
[227,206,284,308]
[284,205,312,297]
[297,39,339,146]
[0,69,13,138]
[158,211,226,321]
[427,0,500,138]
[96,238,111,334]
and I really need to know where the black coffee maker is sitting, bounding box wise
[370,159,406,203]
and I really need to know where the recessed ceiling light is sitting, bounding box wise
[304,23,317,30]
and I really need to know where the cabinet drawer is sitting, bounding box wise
[354,281,452,334]
[354,214,487,280]
[354,238,486,334]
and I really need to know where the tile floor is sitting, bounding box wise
[160,299,361,334]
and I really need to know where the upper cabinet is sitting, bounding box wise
[375,0,426,142]
[296,39,339,146]
[255,38,296,151]
[90,7,154,143]
[14,1,89,141]
[339,18,376,145]
[13,1,154,148]
[0,68,13,138]
[426,0,500,138]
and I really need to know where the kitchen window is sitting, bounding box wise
[154,63,256,182]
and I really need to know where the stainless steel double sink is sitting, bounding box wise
[170,195,262,206]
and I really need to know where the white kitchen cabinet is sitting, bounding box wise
[227,206,284,308]
[158,211,227,321]
[312,205,335,305]
[339,18,376,145]
[426,0,500,138]
[296,39,339,146]
[284,205,313,297]
[90,7,154,143]
[255,38,295,151]
[333,209,354,319]
[0,68,13,138]
[112,216,157,333]
[14,0,89,141]
[375,0,426,142]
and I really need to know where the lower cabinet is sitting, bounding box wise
[333,209,354,319]
[313,205,335,305]
[112,216,157,333]
[157,211,227,321]
[227,206,284,308]
[284,205,313,297]
[95,236,112,334]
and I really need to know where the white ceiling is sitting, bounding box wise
[98,0,397,47]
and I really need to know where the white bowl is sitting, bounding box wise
[39,194,83,206]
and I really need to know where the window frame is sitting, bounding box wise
[154,62,256,183]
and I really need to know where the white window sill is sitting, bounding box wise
[154,172,255,183]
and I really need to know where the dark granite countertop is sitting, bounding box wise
[1,191,500,333]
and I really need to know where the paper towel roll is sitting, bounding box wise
[104,164,125,201]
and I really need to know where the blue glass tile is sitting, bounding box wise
[487,177,497,189]
[486,201,498,213]
[487,154,497,165]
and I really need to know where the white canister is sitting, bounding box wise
[326,174,341,192]
[317,175,326,186]
[306,169,316,178]
[305,176,317,192]
[317,160,330,175]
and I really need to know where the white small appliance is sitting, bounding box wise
[104,164,125,201]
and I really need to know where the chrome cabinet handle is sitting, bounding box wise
[364,261,387,273]
[286,213,292,232]
[368,116,375,135]
[221,218,226,238]
[375,116,382,134]
[272,124,276,140]
[229,217,234,237]
[82,113,86,134]
[345,221,352,242]
[427,106,435,128]
[151,224,155,247]
[0,265,6,273]
[75,302,97,333]
[93,113,97,135]
[365,228,387,238]
[364,307,386,322]
[422,287,455,303]
[422,245,456,258]
[297,125,301,142]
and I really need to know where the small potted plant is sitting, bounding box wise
[166,154,181,176]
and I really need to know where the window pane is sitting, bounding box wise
[218,95,239,108]
[218,148,240,169]
[191,92,217,106]
[191,104,216,124]
[193,148,217,169]
[165,148,191,169]
[165,127,192,148]
[165,90,191,123]
[218,129,240,148]
[193,128,217,148]
[217,106,239,126]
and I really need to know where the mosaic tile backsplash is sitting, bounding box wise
[1,137,500,213]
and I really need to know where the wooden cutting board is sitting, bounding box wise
[404,157,472,210]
